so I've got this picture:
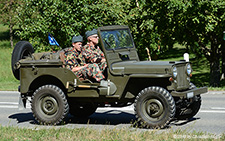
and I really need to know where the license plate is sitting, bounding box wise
[187,92,194,99]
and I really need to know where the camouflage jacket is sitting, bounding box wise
[82,44,105,63]
[64,47,86,70]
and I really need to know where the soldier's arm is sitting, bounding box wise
[82,49,94,63]
[71,64,88,72]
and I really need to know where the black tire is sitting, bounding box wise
[175,83,202,120]
[69,102,97,118]
[11,41,34,80]
[175,96,201,120]
[134,86,176,129]
[31,85,69,125]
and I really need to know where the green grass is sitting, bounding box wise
[0,24,19,91]
[0,43,19,91]
[0,126,223,140]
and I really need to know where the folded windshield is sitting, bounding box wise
[100,29,134,50]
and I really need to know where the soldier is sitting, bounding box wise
[83,29,107,72]
[64,35,105,82]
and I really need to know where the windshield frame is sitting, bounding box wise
[98,26,135,51]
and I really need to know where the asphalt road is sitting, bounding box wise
[0,91,224,135]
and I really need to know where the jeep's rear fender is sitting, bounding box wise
[20,67,76,94]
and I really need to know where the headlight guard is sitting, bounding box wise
[186,63,192,76]
[172,66,177,78]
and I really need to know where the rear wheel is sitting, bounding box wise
[31,85,69,125]
[134,86,175,129]
[11,41,34,80]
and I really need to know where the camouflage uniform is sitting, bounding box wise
[82,44,107,72]
[64,47,105,82]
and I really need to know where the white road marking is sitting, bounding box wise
[0,102,18,105]
[0,102,31,109]
[211,107,225,110]
[199,110,225,113]
[0,105,18,108]
[0,102,225,115]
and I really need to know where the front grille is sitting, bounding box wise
[176,65,189,90]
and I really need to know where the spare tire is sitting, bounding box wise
[11,41,34,80]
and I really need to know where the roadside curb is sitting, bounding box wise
[207,91,225,94]
[0,91,19,94]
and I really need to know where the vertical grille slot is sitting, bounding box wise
[176,65,189,90]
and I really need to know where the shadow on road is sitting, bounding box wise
[67,110,136,125]
[8,112,35,124]
[8,110,135,125]
[8,111,199,128]
[170,117,200,126]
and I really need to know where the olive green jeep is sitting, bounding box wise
[11,25,207,128]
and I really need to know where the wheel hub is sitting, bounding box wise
[41,96,58,115]
[145,99,164,118]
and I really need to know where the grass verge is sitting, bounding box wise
[0,39,19,91]
[0,126,223,140]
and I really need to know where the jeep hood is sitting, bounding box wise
[111,60,185,75]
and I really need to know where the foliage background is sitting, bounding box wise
[1,0,225,87]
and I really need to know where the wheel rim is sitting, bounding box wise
[143,98,164,121]
[21,50,32,59]
[40,95,58,116]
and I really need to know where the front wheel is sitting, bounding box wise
[31,85,69,125]
[134,86,175,129]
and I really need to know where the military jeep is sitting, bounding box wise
[11,25,207,128]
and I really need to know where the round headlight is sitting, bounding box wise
[172,66,177,78]
[186,64,192,75]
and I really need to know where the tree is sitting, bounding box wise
[16,0,132,51]
[175,0,225,86]
[16,0,225,86]
[141,0,225,86]
[0,0,22,48]
[16,0,158,59]
[222,32,225,81]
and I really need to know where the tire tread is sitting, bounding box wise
[134,86,175,129]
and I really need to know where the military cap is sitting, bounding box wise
[85,29,98,38]
[72,35,83,43]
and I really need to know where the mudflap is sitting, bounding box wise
[18,94,27,110]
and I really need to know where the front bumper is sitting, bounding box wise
[171,87,208,99]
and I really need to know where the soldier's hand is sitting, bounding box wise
[84,64,89,67]
[96,58,102,63]
[101,58,106,63]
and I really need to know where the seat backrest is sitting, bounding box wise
[59,50,65,68]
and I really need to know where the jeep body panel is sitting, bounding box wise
[19,59,100,97]
[111,60,175,75]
